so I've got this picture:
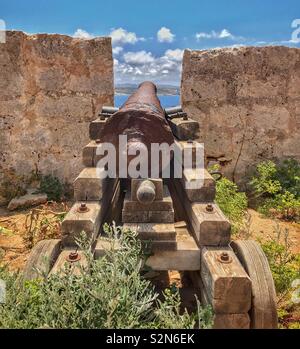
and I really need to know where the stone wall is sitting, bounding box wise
[0,31,113,185]
[181,46,300,186]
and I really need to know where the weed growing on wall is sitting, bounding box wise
[39,175,64,202]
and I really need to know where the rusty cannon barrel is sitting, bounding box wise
[99,81,174,177]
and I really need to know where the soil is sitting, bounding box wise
[0,202,70,271]
[245,209,300,254]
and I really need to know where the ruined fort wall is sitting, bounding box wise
[0,31,114,185]
[181,46,300,186]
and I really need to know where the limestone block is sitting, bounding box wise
[0,31,113,186]
[8,191,47,211]
[181,47,300,186]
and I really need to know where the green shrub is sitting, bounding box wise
[39,175,64,202]
[250,159,300,220]
[153,288,213,329]
[250,161,282,196]
[0,227,213,329]
[215,177,248,233]
[258,192,300,219]
[259,226,300,295]
[259,227,300,329]
[276,159,300,198]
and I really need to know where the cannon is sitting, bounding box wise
[24,82,278,329]
[98,81,174,177]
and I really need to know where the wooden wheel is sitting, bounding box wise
[231,240,278,329]
[23,239,62,280]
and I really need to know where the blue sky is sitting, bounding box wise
[1,0,300,85]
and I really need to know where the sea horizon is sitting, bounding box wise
[114,94,180,108]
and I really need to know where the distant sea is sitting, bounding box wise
[115,94,180,108]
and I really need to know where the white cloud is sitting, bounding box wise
[73,29,94,39]
[113,46,124,55]
[164,49,184,62]
[219,29,233,39]
[195,29,237,41]
[123,50,155,64]
[195,32,212,39]
[157,27,175,43]
[110,27,144,45]
[115,48,183,85]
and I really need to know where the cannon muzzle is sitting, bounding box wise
[99,81,174,177]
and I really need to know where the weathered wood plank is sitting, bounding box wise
[201,246,252,314]
[174,140,204,169]
[122,209,174,223]
[168,117,199,140]
[82,141,107,167]
[61,201,102,247]
[123,223,176,241]
[231,240,278,329]
[103,180,123,225]
[189,203,231,245]
[173,179,230,245]
[50,249,88,276]
[213,313,250,329]
[94,238,120,259]
[123,186,173,211]
[74,168,116,201]
[180,168,216,202]
[23,239,61,280]
[82,141,97,167]
[89,118,107,140]
[146,227,200,270]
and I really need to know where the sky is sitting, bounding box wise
[1,0,300,85]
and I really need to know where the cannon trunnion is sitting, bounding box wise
[24,82,278,329]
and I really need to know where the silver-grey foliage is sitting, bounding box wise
[0,225,213,329]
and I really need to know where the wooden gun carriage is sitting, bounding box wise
[24,82,278,329]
